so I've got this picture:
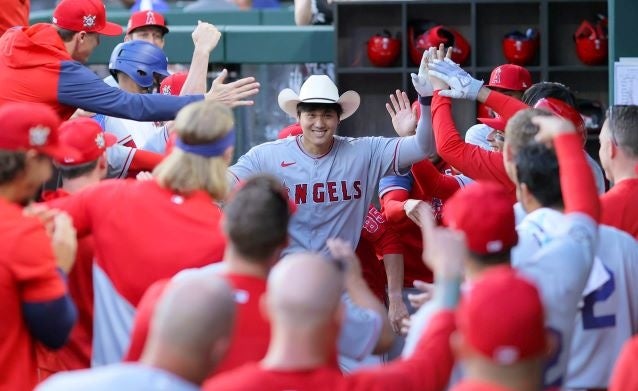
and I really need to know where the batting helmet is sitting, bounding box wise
[574,19,608,66]
[367,31,400,67]
[109,40,170,88]
[534,97,587,144]
[502,29,539,66]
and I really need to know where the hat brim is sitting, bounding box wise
[278,89,361,120]
[98,21,123,36]
[478,117,507,132]
[127,24,169,35]
[38,143,81,162]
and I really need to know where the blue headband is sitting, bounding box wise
[175,129,235,158]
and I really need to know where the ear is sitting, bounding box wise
[610,142,619,159]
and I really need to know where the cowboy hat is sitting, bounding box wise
[278,75,360,120]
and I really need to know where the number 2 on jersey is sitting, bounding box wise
[582,266,616,330]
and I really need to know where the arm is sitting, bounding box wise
[23,293,77,349]
[180,22,222,95]
[479,88,529,121]
[383,254,410,334]
[410,159,461,200]
[294,0,313,25]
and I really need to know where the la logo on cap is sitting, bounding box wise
[492,67,502,84]
[146,11,156,25]
[83,14,96,28]
[29,126,50,147]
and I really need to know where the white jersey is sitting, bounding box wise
[512,207,598,388]
[98,115,168,152]
[566,225,638,389]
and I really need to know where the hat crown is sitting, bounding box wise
[298,75,340,103]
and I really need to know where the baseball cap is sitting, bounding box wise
[127,10,169,35]
[277,123,303,139]
[443,181,517,254]
[0,103,80,161]
[458,266,546,365]
[53,0,123,36]
[486,64,532,91]
[477,114,507,132]
[55,118,116,166]
[160,72,188,96]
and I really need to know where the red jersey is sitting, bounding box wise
[204,311,455,391]
[0,197,67,391]
[0,0,29,36]
[600,178,638,239]
[452,380,514,391]
[610,336,638,391]
[37,189,95,376]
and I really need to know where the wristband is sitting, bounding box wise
[419,96,433,106]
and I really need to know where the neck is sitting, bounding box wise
[119,77,144,94]
[464,359,542,391]
[300,135,332,156]
[0,185,20,205]
[62,173,101,194]
[224,246,271,279]
[464,260,507,281]
[141,344,207,386]
[610,161,638,184]
[261,323,335,370]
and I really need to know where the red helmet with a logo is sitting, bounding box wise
[502,29,539,66]
[534,97,587,144]
[409,24,470,66]
[367,31,400,67]
[574,16,608,66]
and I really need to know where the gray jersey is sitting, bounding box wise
[229,135,416,256]
[566,225,638,389]
[513,207,598,389]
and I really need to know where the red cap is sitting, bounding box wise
[126,10,169,35]
[0,103,80,161]
[486,64,532,91]
[53,0,122,36]
[443,182,517,254]
[56,118,116,166]
[458,266,546,364]
[478,114,507,132]
[277,123,303,139]
[533,97,587,143]
[160,72,188,96]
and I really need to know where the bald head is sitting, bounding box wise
[147,274,236,359]
[267,252,344,328]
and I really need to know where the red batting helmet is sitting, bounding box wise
[367,31,400,67]
[534,97,587,144]
[409,24,470,66]
[502,29,539,66]
[574,18,608,66]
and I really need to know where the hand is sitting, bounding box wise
[404,199,431,227]
[385,90,417,137]
[191,21,222,53]
[23,204,57,235]
[400,316,411,336]
[205,69,260,108]
[51,212,78,274]
[428,57,484,100]
[407,280,434,308]
[418,203,466,280]
[69,108,95,120]
[533,115,576,148]
[326,238,362,280]
[387,294,410,334]
[136,171,154,181]
[411,48,434,98]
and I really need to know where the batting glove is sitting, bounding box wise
[410,49,434,98]
[428,58,484,100]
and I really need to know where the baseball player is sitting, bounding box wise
[46,101,233,366]
[36,118,117,378]
[0,103,79,391]
[0,0,259,121]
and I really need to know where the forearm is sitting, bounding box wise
[411,159,460,200]
[416,102,436,157]
[294,0,313,25]
[480,88,528,121]
[181,47,210,95]
[23,292,77,349]
[346,275,394,353]
[383,253,405,297]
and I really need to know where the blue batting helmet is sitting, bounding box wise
[108,40,170,88]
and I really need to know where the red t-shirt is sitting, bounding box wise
[126,272,270,378]
[0,197,67,391]
[600,178,638,239]
[610,336,638,391]
[37,189,95,376]
[204,311,455,391]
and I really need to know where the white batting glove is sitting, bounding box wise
[428,58,483,100]
[410,49,434,98]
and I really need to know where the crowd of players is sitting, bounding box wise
[1,0,638,390]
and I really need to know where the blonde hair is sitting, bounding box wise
[154,101,234,200]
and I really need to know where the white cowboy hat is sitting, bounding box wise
[278,75,360,120]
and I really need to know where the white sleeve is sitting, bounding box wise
[142,126,169,154]
[106,144,135,179]
[337,293,382,361]
[228,146,263,184]
[104,116,135,146]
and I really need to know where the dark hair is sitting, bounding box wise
[57,160,99,180]
[296,102,343,118]
[606,105,638,158]
[515,143,563,208]
[56,27,77,42]
[0,150,26,185]
[522,82,577,107]
[224,174,290,261]
[469,250,512,266]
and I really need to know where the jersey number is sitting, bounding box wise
[582,266,616,330]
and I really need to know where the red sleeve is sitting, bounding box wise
[554,133,600,221]
[483,90,528,121]
[348,310,456,391]
[128,149,164,173]
[124,279,171,361]
[380,189,409,225]
[610,337,638,391]
[361,205,403,257]
[431,92,515,195]
[410,159,461,201]
[14,221,67,302]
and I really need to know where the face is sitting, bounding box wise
[486,129,505,152]
[71,32,100,63]
[298,108,340,154]
[490,87,524,100]
[127,26,165,48]
[17,152,52,205]
[598,119,613,181]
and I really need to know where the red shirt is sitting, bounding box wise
[37,189,95,376]
[0,197,67,391]
[610,336,638,391]
[0,0,29,36]
[600,178,638,239]
[204,311,455,391]
[126,272,270,377]
[452,380,515,391]
[47,179,226,307]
